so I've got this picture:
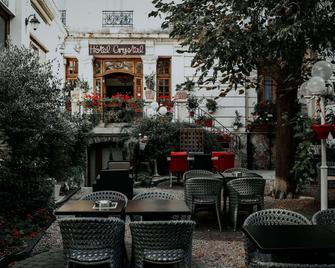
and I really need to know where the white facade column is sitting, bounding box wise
[171,46,185,97]
[77,39,94,90]
[141,52,158,101]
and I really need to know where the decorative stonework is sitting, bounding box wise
[0,0,8,7]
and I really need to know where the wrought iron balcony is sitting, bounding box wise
[102,11,133,27]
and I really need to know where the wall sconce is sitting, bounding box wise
[25,14,40,31]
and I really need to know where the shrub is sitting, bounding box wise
[0,45,92,214]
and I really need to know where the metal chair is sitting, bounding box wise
[129,220,195,268]
[81,190,128,206]
[312,208,335,225]
[59,217,125,267]
[243,209,311,267]
[193,153,213,171]
[227,177,265,231]
[182,169,215,181]
[185,177,222,232]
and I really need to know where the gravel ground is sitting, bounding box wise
[32,179,320,268]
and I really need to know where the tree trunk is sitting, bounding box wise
[274,88,297,198]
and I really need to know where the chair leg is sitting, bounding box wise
[233,205,238,232]
[169,171,173,187]
[215,202,222,232]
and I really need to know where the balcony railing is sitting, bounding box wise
[1,0,9,7]
[102,11,133,27]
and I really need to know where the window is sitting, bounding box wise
[102,11,133,27]
[0,10,9,48]
[65,58,78,83]
[257,66,277,103]
[59,10,66,25]
[30,37,47,63]
[156,58,171,99]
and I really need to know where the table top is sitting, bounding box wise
[219,172,261,179]
[126,199,191,215]
[242,225,335,253]
[54,200,125,216]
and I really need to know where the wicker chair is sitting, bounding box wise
[312,208,335,225]
[223,167,251,173]
[182,169,215,181]
[81,190,128,206]
[59,217,125,267]
[132,191,176,221]
[243,209,311,267]
[227,177,265,231]
[185,177,223,232]
[129,220,195,268]
[133,191,175,201]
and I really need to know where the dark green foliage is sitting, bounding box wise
[150,0,335,91]
[291,114,317,192]
[0,46,92,213]
[130,118,222,161]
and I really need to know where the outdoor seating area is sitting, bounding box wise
[10,178,335,268]
[2,0,335,268]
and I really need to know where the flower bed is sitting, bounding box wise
[0,208,55,266]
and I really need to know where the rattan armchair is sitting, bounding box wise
[132,191,176,221]
[223,167,251,173]
[129,220,195,268]
[185,177,222,232]
[59,217,125,267]
[312,208,335,225]
[182,169,215,181]
[81,190,128,206]
[227,177,265,231]
[243,209,311,267]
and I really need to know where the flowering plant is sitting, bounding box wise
[251,100,276,125]
[81,93,101,108]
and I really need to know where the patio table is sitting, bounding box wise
[243,225,335,253]
[126,199,191,220]
[54,199,126,218]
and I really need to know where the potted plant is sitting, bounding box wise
[128,97,144,112]
[81,93,101,108]
[195,115,213,127]
[187,95,199,116]
[206,99,218,113]
[174,79,195,100]
[144,72,156,100]
[232,110,243,130]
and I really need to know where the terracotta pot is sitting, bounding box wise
[189,111,195,117]
[145,90,155,100]
[311,124,333,140]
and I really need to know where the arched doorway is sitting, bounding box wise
[105,72,134,97]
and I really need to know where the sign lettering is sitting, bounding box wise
[89,44,146,55]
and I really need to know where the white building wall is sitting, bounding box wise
[8,0,67,81]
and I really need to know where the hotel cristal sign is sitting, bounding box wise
[89,44,145,55]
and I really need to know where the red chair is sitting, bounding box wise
[169,152,188,187]
[212,151,235,172]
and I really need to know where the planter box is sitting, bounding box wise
[104,102,121,107]
[195,119,213,127]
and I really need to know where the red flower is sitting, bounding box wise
[11,228,20,239]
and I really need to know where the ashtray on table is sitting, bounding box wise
[93,200,118,209]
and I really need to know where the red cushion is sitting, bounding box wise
[171,151,188,156]
[169,152,188,172]
[212,151,235,172]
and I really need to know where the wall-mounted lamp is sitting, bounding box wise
[25,14,40,31]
